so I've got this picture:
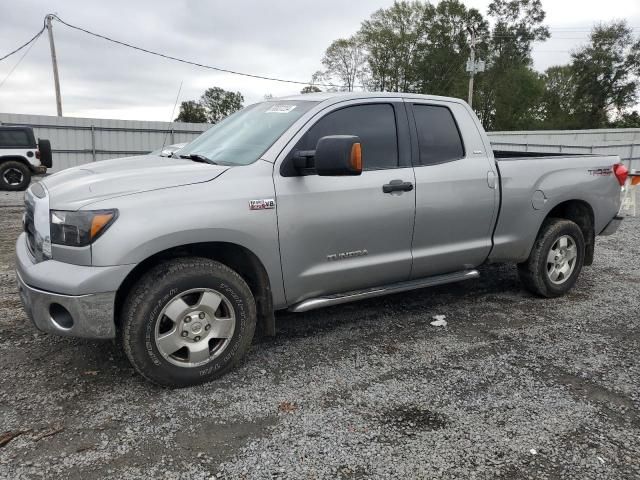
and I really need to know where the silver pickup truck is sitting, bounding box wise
[16,93,626,387]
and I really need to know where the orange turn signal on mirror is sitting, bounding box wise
[350,143,362,172]
[90,212,115,239]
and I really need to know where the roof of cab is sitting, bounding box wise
[276,91,468,105]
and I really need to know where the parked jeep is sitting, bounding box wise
[0,126,52,190]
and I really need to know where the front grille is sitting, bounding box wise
[24,197,36,256]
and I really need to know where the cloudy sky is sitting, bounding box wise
[1,0,639,121]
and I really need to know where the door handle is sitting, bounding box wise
[383,179,414,193]
[487,171,497,189]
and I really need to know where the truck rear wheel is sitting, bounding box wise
[121,257,257,387]
[0,161,31,191]
[518,218,585,297]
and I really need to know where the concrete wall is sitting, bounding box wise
[0,113,211,172]
[2,112,639,172]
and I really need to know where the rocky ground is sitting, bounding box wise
[0,186,638,479]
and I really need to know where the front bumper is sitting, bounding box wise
[599,215,623,236]
[15,233,134,339]
[17,269,116,339]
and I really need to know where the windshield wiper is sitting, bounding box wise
[179,153,217,165]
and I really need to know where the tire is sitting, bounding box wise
[0,161,31,191]
[121,257,257,388]
[518,218,585,298]
[38,139,52,168]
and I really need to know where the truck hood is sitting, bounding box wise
[42,155,229,210]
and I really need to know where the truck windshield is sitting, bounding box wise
[178,100,318,166]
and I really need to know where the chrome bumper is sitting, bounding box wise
[16,270,116,339]
[599,215,623,236]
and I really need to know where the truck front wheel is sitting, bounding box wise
[518,218,585,298]
[121,257,257,387]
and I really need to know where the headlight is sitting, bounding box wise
[50,209,118,247]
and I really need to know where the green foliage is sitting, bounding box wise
[300,85,322,94]
[200,87,244,124]
[570,22,640,128]
[539,65,580,129]
[609,111,640,128]
[175,100,207,123]
[321,36,368,91]
[477,0,550,130]
[359,1,427,91]
[316,1,639,130]
[488,0,549,67]
[175,88,244,124]
[414,0,488,99]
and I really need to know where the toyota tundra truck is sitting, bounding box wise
[15,93,626,387]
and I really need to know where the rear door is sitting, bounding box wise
[274,99,416,304]
[407,100,498,278]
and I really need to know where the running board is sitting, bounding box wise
[289,269,479,313]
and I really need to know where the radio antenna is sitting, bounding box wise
[161,80,183,151]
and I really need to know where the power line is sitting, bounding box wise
[0,31,42,89]
[0,23,45,62]
[47,14,343,88]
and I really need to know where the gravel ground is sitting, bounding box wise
[0,186,639,479]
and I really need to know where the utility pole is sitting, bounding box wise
[46,15,63,116]
[467,28,476,108]
[465,27,485,109]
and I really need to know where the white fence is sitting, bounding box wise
[2,112,639,172]
[0,113,210,172]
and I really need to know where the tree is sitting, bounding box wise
[200,87,244,124]
[475,0,550,130]
[609,111,640,128]
[488,0,550,66]
[300,85,322,94]
[175,100,207,123]
[321,36,368,91]
[414,0,489,99]
[359,1,428,92]
[540,65,580,129]
[571,21,640,128]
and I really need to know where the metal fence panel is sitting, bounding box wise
[488,129,640,171]
[0,112,211,172]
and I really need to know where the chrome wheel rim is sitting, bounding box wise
[154,288,236,368]
[546,235,578,285]
[3,167,24,186]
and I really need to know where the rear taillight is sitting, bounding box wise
[35,150,40,160]
[613,163,628,186]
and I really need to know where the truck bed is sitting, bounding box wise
[489,152,622,264]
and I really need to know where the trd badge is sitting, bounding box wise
[249,199,276,210]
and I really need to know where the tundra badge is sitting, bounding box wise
[327,250,369,261]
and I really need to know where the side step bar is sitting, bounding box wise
[289,269,479,313]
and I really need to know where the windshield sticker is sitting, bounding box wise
[265,104,297,114]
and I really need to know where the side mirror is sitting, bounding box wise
[313,135,363,176]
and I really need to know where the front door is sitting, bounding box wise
[274,100,416,305]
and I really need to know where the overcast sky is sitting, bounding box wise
[1,0,639,121]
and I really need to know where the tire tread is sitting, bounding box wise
[121,257,256,387]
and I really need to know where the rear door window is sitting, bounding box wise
[412,105,464,166]
[0,129,31,148]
